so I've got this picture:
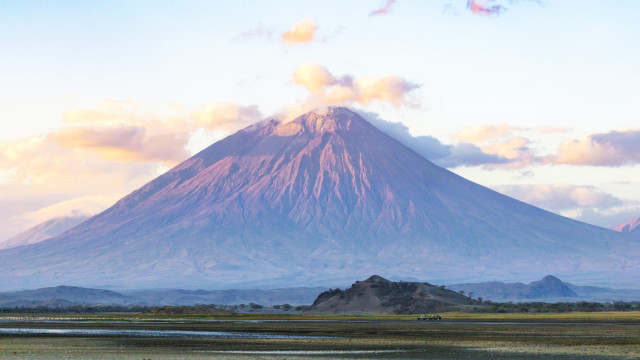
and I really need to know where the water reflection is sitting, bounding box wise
[0,327,324,339]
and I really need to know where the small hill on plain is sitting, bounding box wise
[307,275,476,314]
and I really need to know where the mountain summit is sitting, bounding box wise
[0,107,636,290]
[612,217,640,236]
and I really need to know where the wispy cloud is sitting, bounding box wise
[234,19,320,45]
[370,0,397,16]
[495,184,625,212]
[232,24,274,42]
[466,0,505,15]
[495,183,640,228]
[453,123,516,143]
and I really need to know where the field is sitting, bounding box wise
[1,312,640,359]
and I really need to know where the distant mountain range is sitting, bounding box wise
[0,216,89,250]
[2,275,639,309]
[0,286,325,307]
[449,275,640,302]
[0,107,638,290]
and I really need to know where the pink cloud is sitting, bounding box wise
[291,63,418,108]
[467,0,505,15]
[553,129,640,167]
[453,123,516,143]
[282,19,318,44]
[48,126,190,164]
[370,0,397,16]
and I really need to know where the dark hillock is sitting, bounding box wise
[308,275,478,314]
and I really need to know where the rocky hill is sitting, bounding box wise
[308,275,475,314]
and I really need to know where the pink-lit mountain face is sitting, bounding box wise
[0,108,637,290]
[612,217,640,236]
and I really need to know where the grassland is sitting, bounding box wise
[1,312,640,359]
[4,310,640,321]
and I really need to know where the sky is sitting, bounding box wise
[1,0,640,240]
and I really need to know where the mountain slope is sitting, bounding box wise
[0,107,637,290]
[612,217,640,236]
[0,216,89,250]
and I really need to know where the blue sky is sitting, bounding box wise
[1,0,640,239]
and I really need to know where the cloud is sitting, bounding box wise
[232,24,274,42]
[53,100,263,164]
[191,102,263,131]
[282,19,318,44]
[451,123,569,169]
[293,63,339,93]
[480,136,540,168]
[0,134,161,239]
[454,124,570,143]
[49,126,190,164]
[292,63,419,111]
[360,111,508,167]
[467,0,506,15]
[495,183,640,228]
[0,99,264,240]
[553,129,640,166]
[536,125,570,134]
[370,0,397,16]
[355,76,418,106]
[453,123,516,143]
[55,100,191,164]
[20,194,122,225]
[576,207,640,229]
[495,184,625,212]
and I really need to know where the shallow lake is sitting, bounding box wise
[0,327,326,339]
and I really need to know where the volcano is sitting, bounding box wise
[0,107,637,290]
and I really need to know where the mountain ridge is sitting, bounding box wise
[0,216,89,250]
